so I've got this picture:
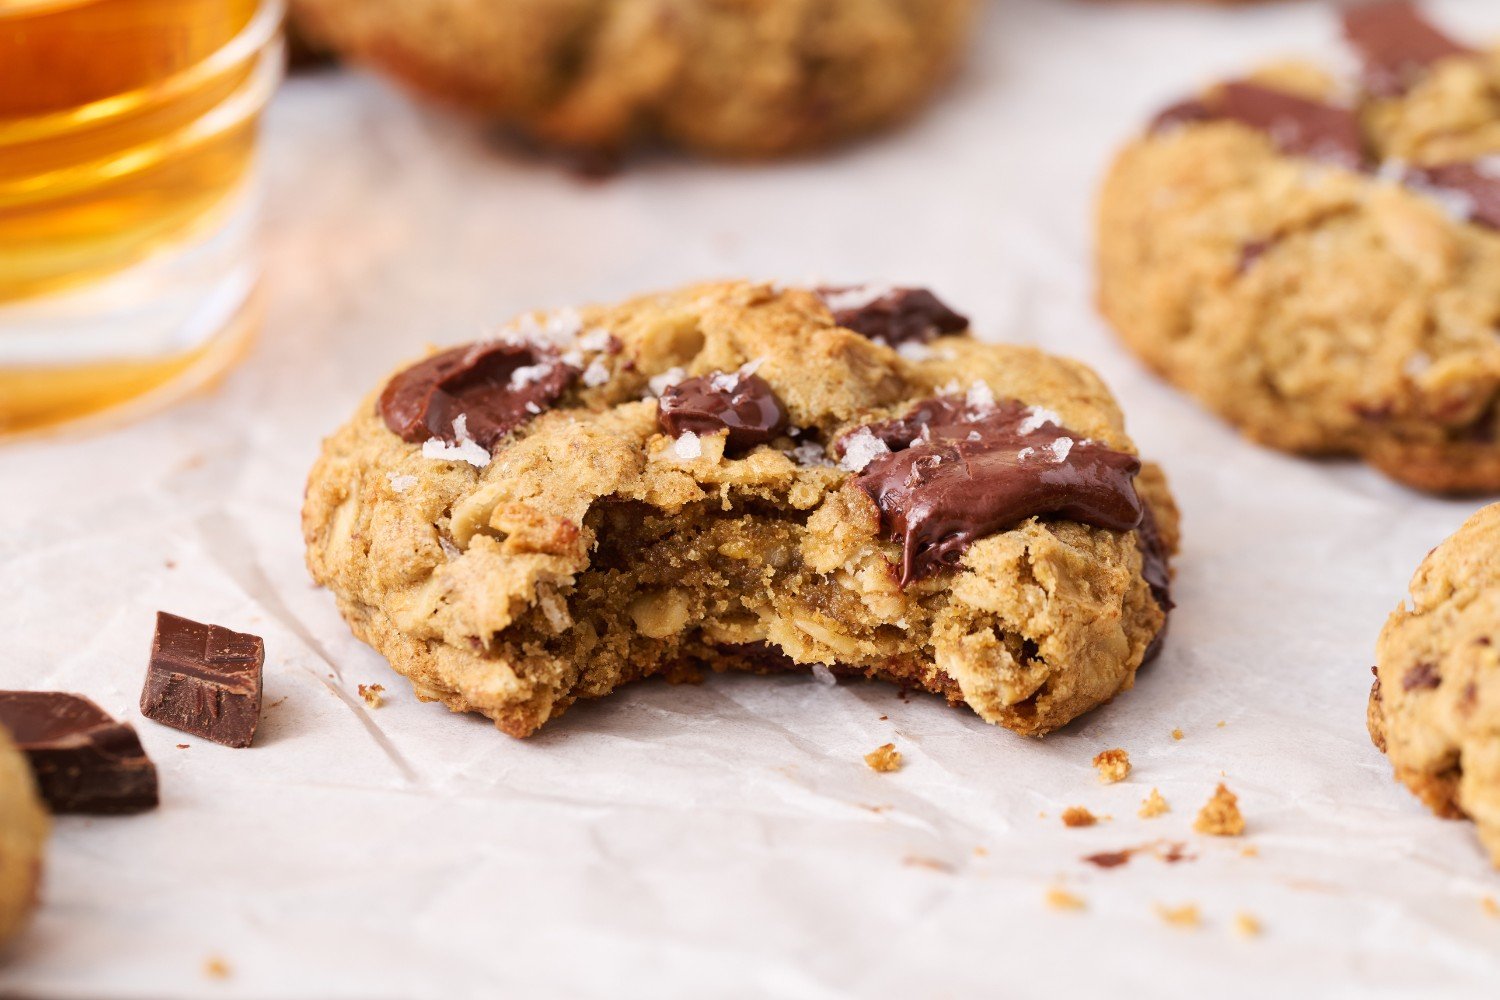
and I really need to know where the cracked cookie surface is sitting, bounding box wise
[288,0,977,157]
[0,727,47,948]
[1097,3,1500,493]
[1369,503,1500,866]
[304,281,1177,738]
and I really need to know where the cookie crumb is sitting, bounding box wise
[1171,728,1184,741]
[1193,783,1245,836]
[1061,806,1098,828]
[1092,748,1131,783]
[903,855,951,873]
[974,846,989,857]
[1240,845,1260,859]
[1482,896,1499,919]
[358,683,385,708]
[1155,903,1201,929]
[203,956,231,979]
[1046,886,1086,911]
[1216,720,1227,728]
[1234,912,1262,938]
[865,743,902,772]
[1139,788,1170,818]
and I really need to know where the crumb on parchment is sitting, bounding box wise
[1155,903,1201,929]
[1062,806,1098,828]
[1171,728,1184,741]
[1241,845,1260,858]
[1092,748,1131,783]
[865,743,902,772]
[358,683,385,708]
[1483,896,1499,919]
[1194,783,1246,836]
[203,956,231,979]
[1046,887,1086,911]
[1234,912,1262,938]
[1139,788,1169,818]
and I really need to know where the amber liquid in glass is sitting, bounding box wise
[0,0,279,435]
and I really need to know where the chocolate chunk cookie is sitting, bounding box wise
[1097,2,1500,493]
[303,281,1178,738]
[0,726,48,948]
[287,0,978,157]
[1368,503,1500,866]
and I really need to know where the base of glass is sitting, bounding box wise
[0,178,262,440]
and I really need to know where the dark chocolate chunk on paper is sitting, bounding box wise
[141,612,264,748]
[0,691,158,814]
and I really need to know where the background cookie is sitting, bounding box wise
[304,281,1177,738]
[1097,2,1500,493]
[287,0,979,157]
[0,726,48,948]
[1368,503,1500,866]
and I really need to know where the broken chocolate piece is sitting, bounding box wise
[1149,83,1367,171]
[818,286,969,347]
[1404,161,1500,231]
[0,692,158,814]
[657,371,787,453]
[378,341,577,449]
[1343,1,1473,98]
[141,612,264,748]
[843,397,1144,584]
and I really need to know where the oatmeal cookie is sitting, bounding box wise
[287,0,977,157]
[1097,2,1500,493]
[1369,503,1500,866]
[0,726,48,948]
[303,281,1178,738]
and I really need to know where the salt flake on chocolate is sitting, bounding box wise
[672,432,703,461]
[966,382,996,412]
[1017,406,1063,435]
[647,367,687,398]
[820,283,894,313]
[421,415,491,468]
[838,428,891,473]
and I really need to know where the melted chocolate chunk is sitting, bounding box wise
[1149,82,1367,170]
[1402,661,1442,691]
[1217,83,1368,170]
[378,341,577,449]
[0,692,158,814]
[140,612,264,748]
[1343,1,1473,98]
[1237,237,1277,275]
[657,371,787,453]
[818,286,969,347]
[1405,161,1500,231]
[844,397,1144,585]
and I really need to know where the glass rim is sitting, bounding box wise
[0,0,287,147]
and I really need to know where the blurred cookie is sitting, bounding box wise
[287,0,978,156]
[0,726,47,948]
[1097,2,1500,492]
[1369,503,1500,866]
[304,281,1176,738]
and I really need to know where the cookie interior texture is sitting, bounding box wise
[1097,8,1500,493]
[288,0,978,156]
[1369,503,1500,866]
[303,282,1178,738]
[0,726,48,948]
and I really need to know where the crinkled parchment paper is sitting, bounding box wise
[2,1,1498,996]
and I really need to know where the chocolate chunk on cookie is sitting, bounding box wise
[303,282,1177,739]
[840,396,1143,583]
[1368,503,1500,866]
[1098,4,1500,493]
[1343,1,1473,98]
[818,286,969,348]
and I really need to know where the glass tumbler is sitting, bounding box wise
[0,0,284,437]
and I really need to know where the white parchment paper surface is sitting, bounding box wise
[3,1,1499,996]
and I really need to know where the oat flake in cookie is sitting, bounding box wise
[303,281,1178,738]
[1097,1,1500,493]
[1369,503,1500,866]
